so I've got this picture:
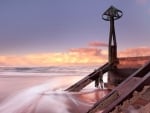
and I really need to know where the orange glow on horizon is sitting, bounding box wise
[0,52,107,66]
[0,46,150,66]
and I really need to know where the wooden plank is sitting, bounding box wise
[103,72,150,113]
[118,56,150,68]
[87,61,150,113]
[65,63,112,92]
[87,91,119,113]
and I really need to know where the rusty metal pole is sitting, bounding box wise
[102,6,123,66]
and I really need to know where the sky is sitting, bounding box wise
[0,0,150,66]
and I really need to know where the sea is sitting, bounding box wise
[0,65,99,76]
[0,65,109,113]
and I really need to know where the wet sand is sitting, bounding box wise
[0,76,52,103]
[0,75,110,113]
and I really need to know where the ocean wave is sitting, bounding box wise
[0,75,108,113]
[0,66,98,76]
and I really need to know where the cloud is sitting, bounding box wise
[70,47,102,56]
[0,43,150,66]
[0,41,106,66]
[88,41,108,47]
[0,48,108,66]
[119,47,150,57]
[69,47,107,64]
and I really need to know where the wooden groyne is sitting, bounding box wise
[65,6,150,113]
[87,61,150,113]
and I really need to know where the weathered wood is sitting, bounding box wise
[87,61,150,113]
[65,5,150,112]
[103,73,150,113]
[65,63,113,92]
[87,91,119,113]
[118,56,150,68]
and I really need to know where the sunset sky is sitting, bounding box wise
[0,0,150,66]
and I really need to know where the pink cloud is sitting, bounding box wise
[0,49,108,66]
[88,41,108,47]
[69,47,107,63]
[119,47,150,57]
[0,45,150,66]
[70,48,102,56]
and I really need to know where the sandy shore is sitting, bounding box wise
[0,76,52,103]
[0,75,110,113]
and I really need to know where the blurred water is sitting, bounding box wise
[0,66,98,76]
[0,75,109,113]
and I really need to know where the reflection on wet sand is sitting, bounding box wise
[0,75,110,113]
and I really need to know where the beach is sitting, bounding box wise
[0,73,110,113]
[0,76,52,103]
[0,73,149,113]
